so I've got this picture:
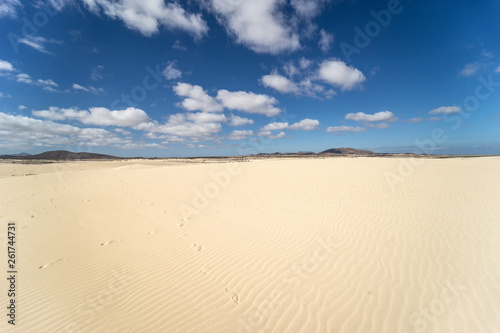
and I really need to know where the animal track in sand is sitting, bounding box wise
[39,258,66,269]
[148,230,158,235]
[101,240,120,246]
[193,244,204,251]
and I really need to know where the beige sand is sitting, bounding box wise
[1,157,499,332]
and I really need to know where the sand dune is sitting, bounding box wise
[1,157,499,332]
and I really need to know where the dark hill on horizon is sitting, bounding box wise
[318,147,376,155]
[0,150,120,160]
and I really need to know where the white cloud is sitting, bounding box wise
[318,29,334,52]
[16,73,33,84]
[18,105,27,110]
[228,114,254,126]
[290,0,328,19]
[32,106,150,127]
[173,83,223,112]
[0,111,130,149]
[174,83,281,117]
[115,128,132,136]
[0,60,15,71]
[458,62,482,77]
[162,62,182,80]
[299,58,312,69]
[326,126,366,133]
[0,92,11,98]
[154,113,222,137]
[345,111,397,122]
[260,122,289,131]
[262,59,362,98]
[228,130,253,140]
[261,72,299,94]
[217,89,281,117]
[72,83,89,92]
[318,59,366,90]
[495,65,500,74]
[428,106,461,115]
[82,0,208,38]
[289,118,319,130]
[38,79,58,87]
[0,0,22,18]
[209,0,300,54]
[16,73,63,91]
[258,130,286,139]
[186,112,226,123]
[72,83,104,94]
[18,36,61,54]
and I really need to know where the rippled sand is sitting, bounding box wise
[1,157,499,332]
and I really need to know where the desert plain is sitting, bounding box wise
[1,156,499,332]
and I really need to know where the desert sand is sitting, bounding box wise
[1,156,499,332]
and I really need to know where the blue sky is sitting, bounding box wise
[0,0,499,157]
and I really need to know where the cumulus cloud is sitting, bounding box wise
[428,106,461,115]
[261,58,361,98]
[345,111,397,122]
[318,29,334,52]
[228,130,253,140]
[154,112,222,137]
[217,90,281,117]
[173,83,223,112]
[228,114,254,126]
[0,0,22,18]
[260,122,289,131]
[261,73,299,94]
[162,62,182,80]
[496,65,500,73]
[289,118,319,130]
[32,106,150,127]
[82,0,208,38]
[318,59,366,90]
[0,60,15,72]
[208,0,300,54]
[186,112,226,123]
[173,83,281,117]
[0,111,128,150]
[326,126,366,133]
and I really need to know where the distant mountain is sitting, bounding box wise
[318,147,376,155]
[0,150,120,160]
[8,152,32,157]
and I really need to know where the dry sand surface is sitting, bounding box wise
[1,156,499,333]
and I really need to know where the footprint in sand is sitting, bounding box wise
[101,240,120,246]
[193,244,204,251]
[148,230,158,235]
[200,264,211,275]
[39,258,66,269]
[224,287,242,304]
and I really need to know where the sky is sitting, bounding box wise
[0,0,499,157]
